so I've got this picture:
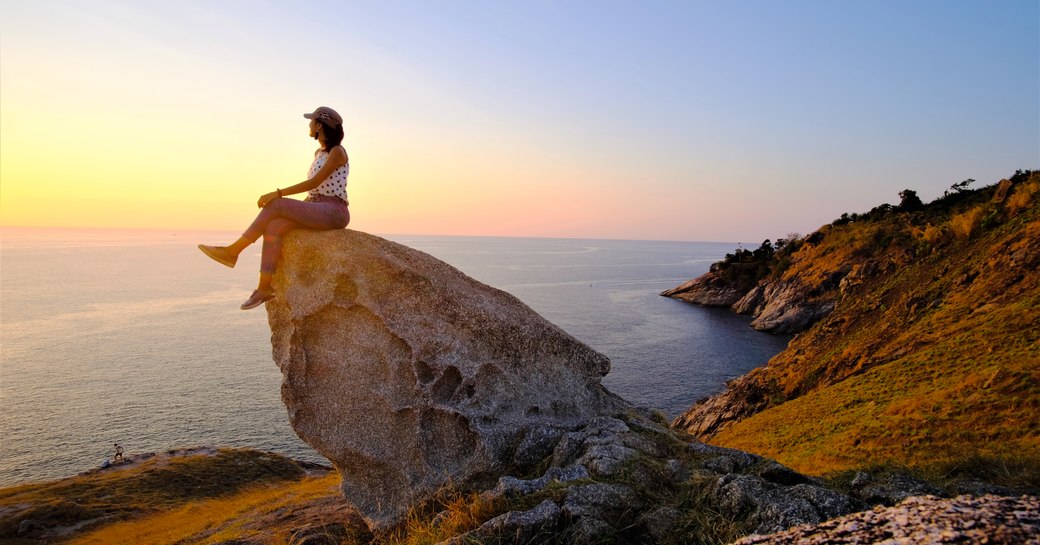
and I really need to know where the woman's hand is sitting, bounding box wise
[258,191,280,208]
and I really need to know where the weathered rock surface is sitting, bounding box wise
[672,371,773,439]
[659,270,752,307]
[662,245,853,335]
[662,269,840,334]
[440,414,861,544]
[733,280,837,334]
[268,230,628,530]
[732,494,1040,545]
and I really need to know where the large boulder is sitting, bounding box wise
[266,230,628,530]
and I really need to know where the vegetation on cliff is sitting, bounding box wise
[674,170,1040,478]
[0,448,351,545]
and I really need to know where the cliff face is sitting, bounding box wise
[267,230,627,530]
[672,172,1040,474]
[660,270,755,307]
[661,239,847,334]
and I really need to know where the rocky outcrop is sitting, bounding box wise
[732,280,838,334]
[673,173,1040,476]
[661,266,844,335]
[267,230,628,531]
[438,415,859,544]
[671,372,773,439]
[659,270,753,307]
[733,494,1040,545]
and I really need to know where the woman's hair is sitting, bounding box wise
[320,121,344,151]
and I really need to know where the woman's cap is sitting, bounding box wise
[304,106,343,126]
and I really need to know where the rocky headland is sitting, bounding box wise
[666,172,1040,476]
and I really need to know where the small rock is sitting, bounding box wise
[639,506,681,544]
[563,482,642,520]
[439,499,561,545]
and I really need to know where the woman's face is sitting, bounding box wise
[309,119,321,139]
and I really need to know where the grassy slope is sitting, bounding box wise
[65,472,354,545]
[708,174,1040,476]
[0,448,348,545]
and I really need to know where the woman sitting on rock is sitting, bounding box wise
[199,106,351,310]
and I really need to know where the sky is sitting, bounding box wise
[1,1,1037,243]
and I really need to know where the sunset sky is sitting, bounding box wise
[1,1,1037,242]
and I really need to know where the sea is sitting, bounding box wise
[0,227,790,487]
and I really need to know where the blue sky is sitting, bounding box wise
[1,0,1037,241]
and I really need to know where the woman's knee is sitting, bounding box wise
[336,209,351,229]
[265,218,294,237]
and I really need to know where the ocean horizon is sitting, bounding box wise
[0,226,790,486]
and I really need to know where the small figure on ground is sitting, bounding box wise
[114,443,124,463]
[199,106,351,310]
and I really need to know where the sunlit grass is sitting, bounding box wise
[0,448,323,544]
[380,489,502,545]
[707,176,1040,476]
[66,473,341,545]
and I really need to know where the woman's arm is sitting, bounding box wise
[257,146,348,208]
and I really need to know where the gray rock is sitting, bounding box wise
[485,465,591,500]
[17,519,43,537]
[672,377,775,439]
[851,470,944,505]
[732,494,1040,545]
[711,473,858,535]
[755,460,811,486]
[731,273,844,334]
[570,516,615,544]
[579,443,638,477]
[268,230,629,531]
[688,440,762,473]
[660,271,753,307]
[639,506,681,544]
[666,459,690,482]
[563,482,643,523]
[552,417,636,476]
[513,424,566,469]
[438,499,562,545]
[732,284,768,315]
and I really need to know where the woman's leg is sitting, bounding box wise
[205,197,348,267]
[259,217,299,280]
[252,199,348,293]
[244,197,348,243]
[215,197,348,309]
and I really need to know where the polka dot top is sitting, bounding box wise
[307,147,349,205]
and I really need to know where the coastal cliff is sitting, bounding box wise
[669,171,1040,475]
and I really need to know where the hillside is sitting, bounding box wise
[670,171,1040,476]
[0,448,358,545]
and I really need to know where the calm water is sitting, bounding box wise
[0,227,790,486]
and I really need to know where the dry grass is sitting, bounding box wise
[1006,180,1039,216]
[382,489,502,545]
[0,449,334,545]
[949,206,984,239]
[707,197,1040,476]
[66,473,342,545]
